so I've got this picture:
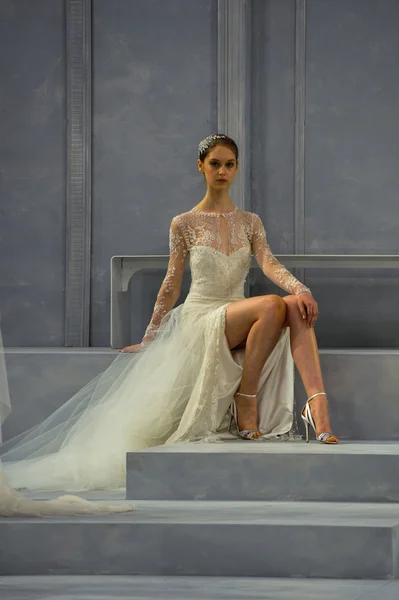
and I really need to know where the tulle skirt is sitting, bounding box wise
[0,327,133,515]
[1,294,295,492]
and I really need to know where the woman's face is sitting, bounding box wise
[198,145,238,189]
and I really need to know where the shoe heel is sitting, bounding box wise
[301,393,338,445]
[228,407,234,432]
[303,417,309,443]
[229,395,262,440]
[229,399,238,433]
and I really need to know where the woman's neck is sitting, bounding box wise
[194,192,235,214]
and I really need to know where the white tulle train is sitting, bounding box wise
[1,294,295,494]
[0,325,133,515]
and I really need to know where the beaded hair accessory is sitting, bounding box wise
[198,134,228,158]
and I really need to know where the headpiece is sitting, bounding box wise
[198,134,228,158]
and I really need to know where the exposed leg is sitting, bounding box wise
[225,295,286,434]
[282,295,337,441]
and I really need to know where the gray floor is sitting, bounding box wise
[4,443,399,585]
[138,440,399,454]
[0,576,399,600]
[6,499,399,526]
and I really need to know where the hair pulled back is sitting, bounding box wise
[198,134,238,162]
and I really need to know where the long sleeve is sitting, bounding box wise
[141,217,188,345]
[251,214,311,296]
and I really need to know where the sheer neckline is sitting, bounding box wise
[191,206,239,217]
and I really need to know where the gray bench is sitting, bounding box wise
[110,254,399,348]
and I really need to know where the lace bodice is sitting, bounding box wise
[142,208,310,343]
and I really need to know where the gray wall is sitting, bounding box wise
[251,0,296,253]
[0,0,217,348]
[251,0,399,348]
[305,0,399,347]
[1,0,398,349]
[91,0,217,345]
[0,0,66,347]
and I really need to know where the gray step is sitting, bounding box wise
[1,500,399,578]
[3,348,399,444]
[2,348,116,442]
[1,576,399,600]
[293,349,399,441]
[126,441,399,502]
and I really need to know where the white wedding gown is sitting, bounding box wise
[0,208,310,497]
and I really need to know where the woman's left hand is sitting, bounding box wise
[296,292,318,328]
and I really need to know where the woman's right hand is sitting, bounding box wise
[119,344,142,353]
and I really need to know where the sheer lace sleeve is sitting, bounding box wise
[141,217,188,345]
[251,214,311,296]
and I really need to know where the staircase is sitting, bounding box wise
[1,442,399,581]
[1,348,399,598]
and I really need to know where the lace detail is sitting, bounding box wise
[251,214,311,296]
[142,209,310,343]
[142,217,188,344]
[191,207,239,217]
[166,304,228,444]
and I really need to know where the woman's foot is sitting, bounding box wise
[305,393,338,443]
[234,392,263,439]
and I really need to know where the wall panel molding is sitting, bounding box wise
[65,0,92,346]
[217,0,251,210]
[294,0,306,255]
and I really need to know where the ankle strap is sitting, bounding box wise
[235,392,257,398]
[307,392,327,402]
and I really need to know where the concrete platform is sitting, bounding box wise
[126,441,399,502]
[2,348,399,442]
[2,348,116,441]
[294,349,399,441]
[1,500,399,578]
[1,575,399,600]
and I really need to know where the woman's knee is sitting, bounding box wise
[283,294,298,310]
[282,294,302,326]
[259,294,286,321]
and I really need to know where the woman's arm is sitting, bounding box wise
[251,214,310,295]
[140,216,188,346]
[120,217,188,352]
[251,214,318,326]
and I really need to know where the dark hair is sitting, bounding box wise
[198,134,239,162]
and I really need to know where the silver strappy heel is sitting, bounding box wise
[301,392,338,444]
[229,392,263,440]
